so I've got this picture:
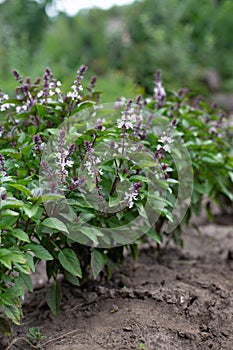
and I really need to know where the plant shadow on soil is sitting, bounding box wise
[3,212,233,350]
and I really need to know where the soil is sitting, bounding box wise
[3,212,233,350]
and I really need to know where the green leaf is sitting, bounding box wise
[0,249,13,269]
[19,272,33,292]
[24,252,35,272]
[14,262,31,274]
[0,209,19,217]
[22,204,38,218]
[0,216,18,229]
[47,128,61,136]
[8,252,27,264]
[58,248,82,277]
[147,228,162,244]
[0,249,27,269]
[5,304,22,325]
[1,198,24,209]
[11,229,30,242]
[0,316,12,336]
[10,184,32,197]
[46,281,61,316]
[21,144,33,157]
[108,195,121,208]
[42,217,69,234]
[130,244,139,260]
[229,171,233,183]
[36,103,47,117]
[79,226,103,245]
[0,148,18,155]
[91,249,107,279]
[41,194,65,202]
[24,243,53,261]
[64,271,80,286]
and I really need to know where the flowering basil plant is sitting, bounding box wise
[0,66,232,329]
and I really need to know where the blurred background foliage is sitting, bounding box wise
[0,0,233,103]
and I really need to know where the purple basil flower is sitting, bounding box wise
[95,118,105,131]
[34,77,42,86]
[178,88,189,99]
[70,176,86,191]
[154,70,166,108]
[33,134,43,154]
[12,69,24,84]
[50,181,58,193]
[0,153,7,174]
[124,182,142,209]
[68,143,75,156]
[88,75,97,95]
[84,140,93,153]
[67,65,88,100]
[41,160,54,179]
[56,130,74,182]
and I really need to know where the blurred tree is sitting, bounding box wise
[0,0,51,53]
[1,0,233,98]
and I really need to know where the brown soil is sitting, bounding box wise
[3,214,233,350]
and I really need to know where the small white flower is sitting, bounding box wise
[158,135,172,144]
[125,191,139,208]
[163,144,171,153]
[0,94,9,101]
[37,90,43,98]
[156,143,171,153]
[0,103,14,111]
[16,105,28,113]
[117,119,134,129]
[65,159,74,168]
[154,82,166,98]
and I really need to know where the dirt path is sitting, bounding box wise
[5,215,233,350]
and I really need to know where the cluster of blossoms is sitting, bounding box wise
[116,99,146,161]
[0,65,98,122]
[0,92,12,112]
[67,65,88,100]
[70,176,86,192]
[40,160,54,180]
[155,118,177,179]
[41,67,63,105]
[204,111,226,138]
[13,70,38,111]
[95,117,106,131]
[117,99,143,131]
[84,140,103,179]
[33,134,44,154]
[124,182,142,209]
[55,130,75,182]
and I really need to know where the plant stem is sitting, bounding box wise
[5,337,39,350]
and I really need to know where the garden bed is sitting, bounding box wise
[5,212,233,350]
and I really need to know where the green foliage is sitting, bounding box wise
[1,0,233,96]
[0,66,232,333]
[27,327,45,348]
